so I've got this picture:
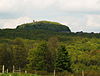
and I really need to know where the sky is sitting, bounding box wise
[0,0,100,32]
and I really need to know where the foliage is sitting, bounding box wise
[55,45,72,72]
[28,41,49,71]
[16,21,71,32]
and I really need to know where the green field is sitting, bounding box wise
[0,73,41,76]
[0,71,100,76]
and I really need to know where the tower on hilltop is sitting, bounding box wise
[33,20,35,23]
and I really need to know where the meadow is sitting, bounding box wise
[0,73,40,76]
[0,71,100,76]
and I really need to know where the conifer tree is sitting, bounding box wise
[55,45,72,72]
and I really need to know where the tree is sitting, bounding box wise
[0,44,13,71]
[55,45,72,72]
[27,41,49,71]
[48,37,59,71]
[12,38,28,69]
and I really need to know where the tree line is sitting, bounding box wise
[0,37,72,73]
[0,36,100,73]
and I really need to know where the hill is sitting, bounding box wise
[16,21,71,32]
[0,20,100,40]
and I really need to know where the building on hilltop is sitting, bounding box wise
[33,20,35,23]
[33,20,38,23]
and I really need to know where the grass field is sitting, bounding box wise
[0,71,100,76]
[0,73,41,76]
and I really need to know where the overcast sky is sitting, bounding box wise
[0,0,100,32]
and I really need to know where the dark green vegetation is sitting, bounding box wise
[0,21,100,76]
[16,21,71,32]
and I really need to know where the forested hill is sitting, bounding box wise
[16,21,71,32]
[0,20,100,40]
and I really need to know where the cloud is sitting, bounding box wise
[0,0,15,12]
[52,15,100,32]
[86,15,100,27]
[1,0,100,13]
[0,0,56,13]
[85,14,100,32]
[56,0,100,12]
[51,16,86,32]
[0,17,32,28]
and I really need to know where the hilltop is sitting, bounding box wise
[16,21,71,32]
